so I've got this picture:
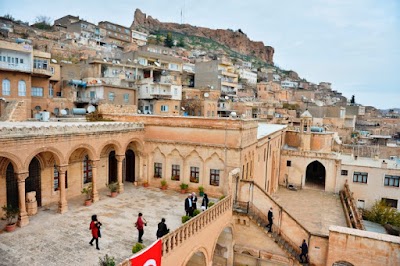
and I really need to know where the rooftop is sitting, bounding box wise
[339,154,400,169]
[257,123,287,139]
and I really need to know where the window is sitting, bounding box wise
[90,91,96,99]
[174,88,178,95]
[49,83,53,97]
[161,105,168,112]
[54,165,68,191]
[2,79,10,95]
[171,164,180,181]
[287,160,291,167]
[384,175,400,187]
[123,93,129,103]
[341,170,348,176]
[33,58,48,70]
[190,167,199,183]
[50,67,55,74]
[108,92,115,101]
[382,198,398,208]
[210,169,220,186]
[353,172,368,184]
[20,58,24,64]
[169,63,178,70]
[154,163,162,178]
[83,155,92,184]
[31,87,44,97]
[175,105,178,110]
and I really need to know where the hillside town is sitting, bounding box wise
[0,8,399,266]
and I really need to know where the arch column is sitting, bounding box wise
[57,165,68,214]
[91,160,100,202]
[16,172,29,227]
[116,154,125,193]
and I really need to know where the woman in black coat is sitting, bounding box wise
[201,194,209,211]
[156,218,169,239]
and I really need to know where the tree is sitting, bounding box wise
[3,13,15,21]
[155,35,163,45]
[177,37,185,48]
[350,95,355,105]
[363,200,400,227]
[32,15,52,30]
[164,32,174,48]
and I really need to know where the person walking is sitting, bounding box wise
[156,218,170,239]
[184,194,193,216]
[266,207,273,232]
[89,214,102,250]
[191,192,198,210]
[299,239,309,263]
[135,212,146,243]
[201,193,209,211]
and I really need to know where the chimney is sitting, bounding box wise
[382,160,388,169]
[354,155,358,160]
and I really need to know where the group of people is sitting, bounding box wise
[88,193,211,250]
[184,192,209,217]
[266,207,309,263]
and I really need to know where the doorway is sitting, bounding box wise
[124,149,135,182]
[305,160,326,189]
[6,163,18,209]
[108,151,117,183]
[26,157,41,206]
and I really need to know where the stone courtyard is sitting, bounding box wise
[0,184,198,266]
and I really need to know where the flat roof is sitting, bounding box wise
[340,154,400,169]
[257,123,287,139]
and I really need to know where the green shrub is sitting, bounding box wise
[161,179,167,186]
[193,209,201,216]
[180,183,189,190]
[363,200,400,227]
[219,195,226,200]
[182,215,191,223]
[208,202,215,208]
[132,243,145,254]
[99,254,115,266]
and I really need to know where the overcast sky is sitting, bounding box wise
[2,0,399,109]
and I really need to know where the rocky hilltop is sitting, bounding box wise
[132,9,274,64]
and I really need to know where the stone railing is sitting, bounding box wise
[0,122,144,138]
[161,195,232,257]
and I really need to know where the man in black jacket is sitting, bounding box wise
[266,207,273,232]
[184,194,193,216]
[299,239,309,263]
[156,218,169,239]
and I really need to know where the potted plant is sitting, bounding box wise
[181,215,191,223]
[132,242,145,253]
[180,183,189,194]
[99,254,116,266]
[143,181,149,187]
[2,204,19,232]
[198,185,204,196]
[171,175,179,181]
[160,179,168,190]
[107,182,119,197]
[81,184,92,206]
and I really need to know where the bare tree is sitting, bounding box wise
[33,15,52,30]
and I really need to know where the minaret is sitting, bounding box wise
[300,110,313,151]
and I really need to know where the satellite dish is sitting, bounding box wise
[137,110,142,114]
[87,105,96,113]
[103,59,107,62]
[204,93,209,98]
[154,62,160,67]
[210,86,214,89]
[230,112,237,117]
[51,59,58,63]
[225,96,229,100]
[181,107,185,111]
[127,59,132,62]
[60,109,67,116]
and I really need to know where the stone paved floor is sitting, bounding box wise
[0,184,206,266]
[272,187,347,236]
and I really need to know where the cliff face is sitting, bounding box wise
[132,9,274,64]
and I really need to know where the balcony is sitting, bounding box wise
[32,67,53,77]
[0,62,31,73]
[74,97,101,104]
[219,69,237,78]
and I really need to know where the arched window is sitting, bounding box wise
[2,79,10,95]
[83,155,92,184]
[18,80,26,96]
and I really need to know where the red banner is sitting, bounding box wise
[130,239,162,266]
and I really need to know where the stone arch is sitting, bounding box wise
[210,225,234,266]
[333,261,355,266]
[23,147,64,171]
[185,150,204,184]
[183,246,210,266]
[65,143,97,162]
[167,149,184,182]
[99,143,120,184]
[124,139,144,183]
[305,160,326,189]
[152,147,166,179]
[98,140,123,156]
[0,153,23,175]
[205,153,225,188]
[124,138,144,153]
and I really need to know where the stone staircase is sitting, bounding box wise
[0,100,28,121]
[234,202,309,266]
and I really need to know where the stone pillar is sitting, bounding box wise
[116,155,125,193]
[91,160,100,202]
[16,173,29,227]
[57,165,68,214]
